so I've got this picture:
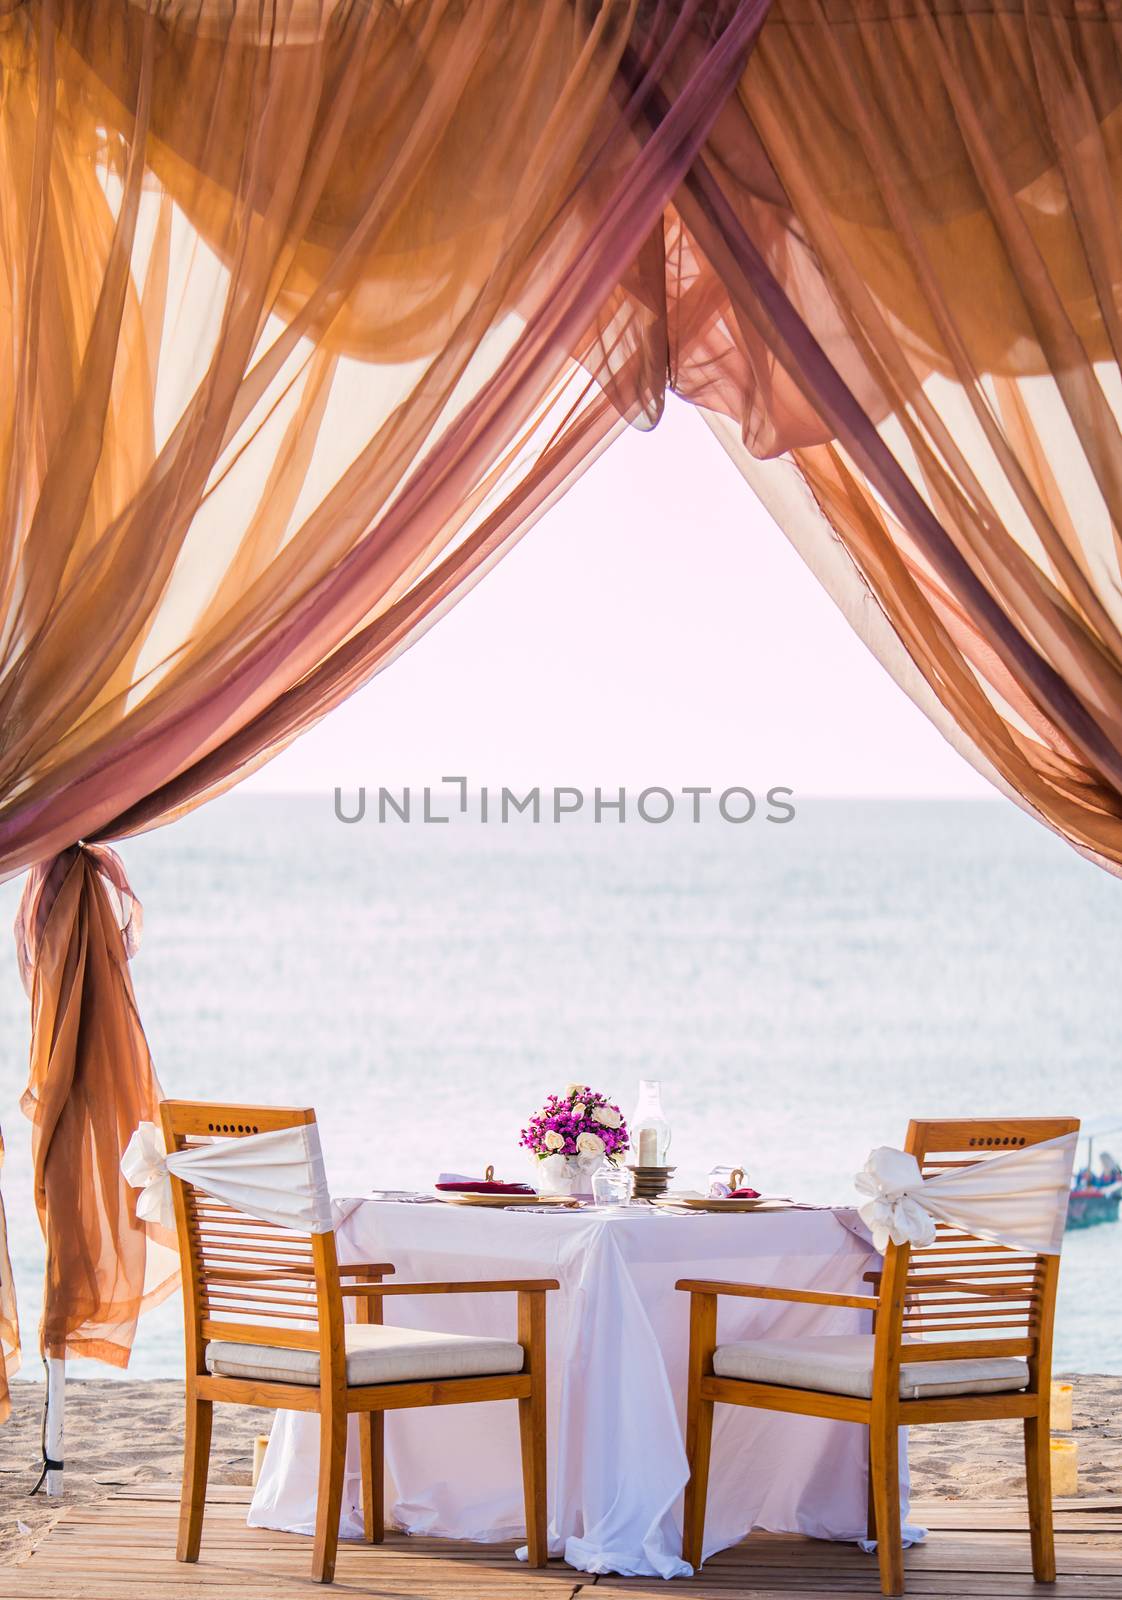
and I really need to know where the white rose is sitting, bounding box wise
[592,1104,621,1129]
[543,1130,566,1152]
[564,1083,582,1098]
[571,1102,587,1120]
[576,1131,606,1158]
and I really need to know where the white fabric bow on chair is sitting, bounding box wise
[121,1120,334,1234]
[855,1132,1077,1255]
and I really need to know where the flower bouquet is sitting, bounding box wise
[520,1085,630,1196]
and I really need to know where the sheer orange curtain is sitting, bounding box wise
[0,0,769,1409]
[672,0,1122,871]
[0,1138,16,1422]
[5,0,1121,1422]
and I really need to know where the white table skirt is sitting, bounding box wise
[248,1200,913,1578]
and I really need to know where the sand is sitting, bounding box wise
[1,1374,1119,1565]
[0,1379,261,1565]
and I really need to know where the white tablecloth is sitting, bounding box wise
[248,1200,911,1578]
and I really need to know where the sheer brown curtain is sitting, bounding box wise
[671,0,1122,870]
[0,1137,16,1422]
[0,0,770,1405]
[15,847,179,1368]
[5,0,1122,1416]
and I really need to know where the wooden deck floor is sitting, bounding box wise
[5,1486,1121,1599]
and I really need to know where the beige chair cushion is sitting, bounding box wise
[711,1333,1029,1401]
[205,1322,524,1388]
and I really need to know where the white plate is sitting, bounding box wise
[652,1194,784,1213]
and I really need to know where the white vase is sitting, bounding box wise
[534,1153,598,1197]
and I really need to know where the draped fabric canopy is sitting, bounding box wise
[0,0,772,1419]
[1,0,1120,1416]
[701,1,1122,869]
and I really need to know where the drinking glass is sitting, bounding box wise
[591,1163,634,1209]
[708,1165,746,1197]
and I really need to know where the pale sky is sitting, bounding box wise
[249,396,993,800]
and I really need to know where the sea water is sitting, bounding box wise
[0,793,1118,1380]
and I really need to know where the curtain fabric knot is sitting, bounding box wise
[119,1123,173,1230]
[121,1120,335,1236]
[855,1134,1077,1256]
[854,1148,937,1252]
[14,844,142,998]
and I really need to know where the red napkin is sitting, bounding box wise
[434,1180,534,1194]
[730,1187,761,1198]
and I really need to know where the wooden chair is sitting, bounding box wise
[161,1100,558,1584]
[677,1116,1078,1596]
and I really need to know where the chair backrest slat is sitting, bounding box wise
[876,1116,1077,1392]
[160,1101,344,1378]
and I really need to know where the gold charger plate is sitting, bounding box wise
[652,1195,780,1213]
[436,1192,578,1208]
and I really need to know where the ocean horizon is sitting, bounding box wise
[1,792,1118,1380]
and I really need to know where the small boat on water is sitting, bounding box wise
[1067,1185,1121,1229]
[1067,1116,1122,1231]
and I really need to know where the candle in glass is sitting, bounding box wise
[631,1079,671,1166]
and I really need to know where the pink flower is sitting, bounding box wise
[520,1088,630,1159]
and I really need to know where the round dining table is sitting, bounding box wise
[248,1196,917,1578]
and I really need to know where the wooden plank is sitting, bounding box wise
[595,1584,1121,1597]
[5,1487,1119,1600]
[911,1497,1122,1534]
[95,1484,256,1504]
[54,1489,1062,1516]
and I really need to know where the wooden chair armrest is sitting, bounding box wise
[676,1278,878,1311]
[336,1262,396,1278]
[341,1279,560,1297]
